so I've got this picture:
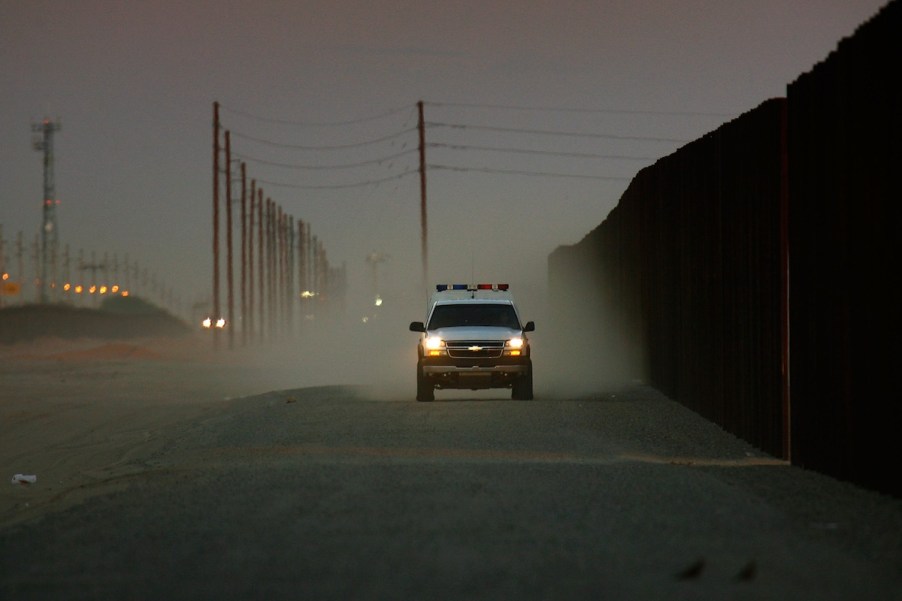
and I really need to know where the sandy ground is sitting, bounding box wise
[3,333,902,600]
[0,333,306,528]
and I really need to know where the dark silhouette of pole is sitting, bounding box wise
[265,198,271,338]
[62,244,70,297]
[417,100,428,291]
[212,102,221,347]
[312,235,319,317]
[279,209,287,335]
[276,203,281,334]
[298,220,307,295]
[277,205,284,337]
[257,188,264,343]
[287,216,295,334]
[320,242,328,309]
[248,180,256,342]
[240,163,248,347]
[298,220,308,324]
[17,233,24,302]
[268,198,276,339]
[285,214,292,333]
[225,130,235,349]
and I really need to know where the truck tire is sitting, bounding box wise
[512,367,533,400]
[416,362,434,402]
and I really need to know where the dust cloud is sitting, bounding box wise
[225,281,421,401]
[227,243,646,402]
[538,243,647,399]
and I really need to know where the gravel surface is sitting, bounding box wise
[2,382,900,600]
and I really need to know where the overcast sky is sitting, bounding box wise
[0,0,889,321]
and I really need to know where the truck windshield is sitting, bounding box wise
[427,304,521,330]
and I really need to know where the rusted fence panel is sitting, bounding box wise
[550,99,789,458]
[549,2,899,496]
[787,1,901,496]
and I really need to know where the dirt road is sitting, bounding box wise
[1,337,900,600]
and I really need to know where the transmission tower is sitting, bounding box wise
[32,118,62,303]
[366,252,389,305]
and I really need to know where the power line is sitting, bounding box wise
[229,127,418,151]
[233,148,418,171]
[427,142,655,162]
[426,121,686,143]
[423,100,733,118]
[219,103,416,127]
[252,169,418,191]
[220,99,685,194]
[428,164,633,181]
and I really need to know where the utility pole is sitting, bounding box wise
[277,205,284,338]
[417,100,428,292]
[257,188,264,343]
[16,230,25,286]
[285,216,298,336]
[268,199,277,339]
[32,117,62,303]
[17,232,24,301]
[312,235,319,304]
[266,198,273,339]
[31,234,39,302]
[366,252,388,307]
[298,220,310,323]
[225,130,234,349]
[62,245,70,298]
[80,251,107,307]
[212,101,221,347]
[248,180,256,343]
[240,163,248,347]
[297,220,307,296]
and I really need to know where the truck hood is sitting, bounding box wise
[427,326,522,341]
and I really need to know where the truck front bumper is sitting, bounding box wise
[421,361,530,390]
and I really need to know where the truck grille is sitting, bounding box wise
[446,340,504,359]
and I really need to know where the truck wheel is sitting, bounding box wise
[512,368,533,400]
[416,362,434,402]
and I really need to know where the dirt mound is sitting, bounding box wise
[0,302,191,345]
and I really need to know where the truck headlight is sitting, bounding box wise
[425,336,446,356]
[505,337,525,356]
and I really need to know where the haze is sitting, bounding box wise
[0,0,888,395]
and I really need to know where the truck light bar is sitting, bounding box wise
[436,283,509,292]
[475,283,510,290]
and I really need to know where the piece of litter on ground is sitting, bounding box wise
[11,474,37,485]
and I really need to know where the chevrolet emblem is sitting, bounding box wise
[468,345,483,351]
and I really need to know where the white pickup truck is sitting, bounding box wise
[409,284,534,402]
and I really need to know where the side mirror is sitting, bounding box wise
[523,321,535,332]
[409,321,426,332]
